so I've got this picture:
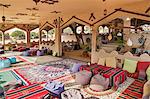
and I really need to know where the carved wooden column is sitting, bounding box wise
[55,26,61,56]
[54,17,63,56]
[91,25,98,63]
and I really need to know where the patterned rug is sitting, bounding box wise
[13,59,86,84]
[40,58,86,69]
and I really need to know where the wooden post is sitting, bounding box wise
[26,30,31,47]
[91,25,98,63]
[2,31,5,48]
[55,26,61,56]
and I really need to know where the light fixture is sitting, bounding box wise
[117,32,122,36]
[127,38,133,47]
[0,4,11,24]
[33,0,40,5]
[126,17,130,21]
[2,16,5,22]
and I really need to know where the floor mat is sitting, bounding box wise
[0,71,27,87]
[13,59,86,84]
[117,79,146,99]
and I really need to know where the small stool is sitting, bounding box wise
[8,57,16,64]
[45,81,64,96]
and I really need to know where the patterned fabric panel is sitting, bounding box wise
[117,79,146,99]
[6,84,49,99]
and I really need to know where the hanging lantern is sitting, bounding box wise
[127,38,133,47]
[33,0,40,5]
[2,16,6,22]
[117,32,122,36]
[108,34,112,41]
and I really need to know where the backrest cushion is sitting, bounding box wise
[146,66,150,80]
[123,58,138,73]
[137,62,150,72]
[105,57,116,68]
[97,57,105,66]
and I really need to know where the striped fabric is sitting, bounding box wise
[6,84,49,99]
[118,79,146,99]
[102,68,127,88]
[80,64,127,88]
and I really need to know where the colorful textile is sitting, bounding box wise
[6,84,49,99]
[123,58,138,73]
[14,64,71,84]
[137,61,150,72]
[102,68,127,88]
[79,64,112,74]
[117,79,146,99]
[45,81,64,96]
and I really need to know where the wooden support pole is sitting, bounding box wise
[91,25,98,63]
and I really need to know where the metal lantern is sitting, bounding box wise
[2,16,5,22]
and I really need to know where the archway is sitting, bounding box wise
[4,27,27,45]
[30,28,39,47]
[61,22,91,61]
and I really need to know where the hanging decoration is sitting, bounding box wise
[76,26,82,34]
[89,13,96,21]
[33,0,59,5]
[103,26,109,34]
[108,33,112,41]
[99,26,104,34]
[117,32,122,36]
[33,0,40,5]
[0,3,11,27]
[104,9,107,16]
[127,38,133,47]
